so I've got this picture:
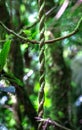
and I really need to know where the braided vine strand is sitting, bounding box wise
[38,0,45,129]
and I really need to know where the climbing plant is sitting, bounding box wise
[0,0,82,130]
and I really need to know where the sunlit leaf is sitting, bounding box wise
[0,40,11,71]
[23,30,31,35]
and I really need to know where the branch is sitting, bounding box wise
[19,19,39,35]
[46,6,56,17]
[0,21,39,44]
[18,5,56,35]
[0,17,82,45]
[0,35,13,43]
[36,117,71,130]
[45,17,82,44]
[19,6,57,35]
[0,39,8,43]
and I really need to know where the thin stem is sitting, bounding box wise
[19,19,39,35]
[36,117,71,130]
[0,21,39,44]
[45,17,82,44]
[0,17,82,44]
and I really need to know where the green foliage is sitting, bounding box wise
[0,40,11,72]
[4,71,24,86]
[23,30,31,36]
[0,0,82,129]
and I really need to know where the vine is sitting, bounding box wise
[38,0,45,129]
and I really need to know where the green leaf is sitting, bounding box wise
[23,30,31,35]
[4,71,24,87]
[0,40,11,71]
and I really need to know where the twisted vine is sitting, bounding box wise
[38,0,45,129]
